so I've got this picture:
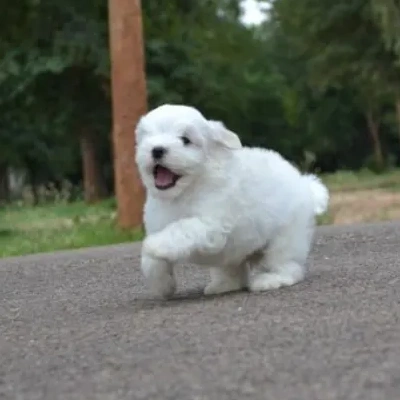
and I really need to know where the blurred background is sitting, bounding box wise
[1,0,400,257]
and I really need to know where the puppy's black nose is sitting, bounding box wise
[152,146,166,160]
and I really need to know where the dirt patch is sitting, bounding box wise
[329,189,400,225]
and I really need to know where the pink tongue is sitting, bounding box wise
[155,167,175,187]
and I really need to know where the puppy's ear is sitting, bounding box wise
[208,120,242,150]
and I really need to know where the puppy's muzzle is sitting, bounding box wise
[152,146,167,160]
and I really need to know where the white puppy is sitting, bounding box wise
[135,104,329,298]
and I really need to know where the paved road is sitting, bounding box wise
[1,222,399,400]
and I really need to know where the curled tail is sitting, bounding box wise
[302,174,329,216]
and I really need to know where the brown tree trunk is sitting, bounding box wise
[0,163,9,204]
[365,109,384,170]
[108,0,147,229]
[80,130,106,204]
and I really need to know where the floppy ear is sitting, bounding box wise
[208,120,242,150]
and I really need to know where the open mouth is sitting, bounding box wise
[153,165,181,190]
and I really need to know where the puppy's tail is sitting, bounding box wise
[302,174,329,216]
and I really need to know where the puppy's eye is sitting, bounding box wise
[181,136,191,145]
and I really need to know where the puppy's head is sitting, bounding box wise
[135,104,241,199]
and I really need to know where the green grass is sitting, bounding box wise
[321,168,400,192]
[1,168,400,258]
[0,199,143,258]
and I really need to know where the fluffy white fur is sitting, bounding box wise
[135,104,329,298]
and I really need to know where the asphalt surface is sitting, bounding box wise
[1,222,400,400]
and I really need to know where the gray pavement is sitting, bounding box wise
[1,222,400,400]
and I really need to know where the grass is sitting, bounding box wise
[320,168,400,226]
[321,168,400,192]
[0,199,143,258]
[1,168,400,258]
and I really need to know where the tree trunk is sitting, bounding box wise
[0,163,9,204]
[80,129,106,204]
[394,94,400,147]
[27,166,39,205]
[108,0,147,229]
[365,109,384,170]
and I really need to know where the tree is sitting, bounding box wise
[1,0,400,207]
[108,0,147,229]
[371,0,400,60]
[0,163,9,203]
[0,0,111,202]
[370,0,400,148]
[272,0,397,169]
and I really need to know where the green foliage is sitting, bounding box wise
[272,0,400,168]
[0,4,111,201]
[371,0,400,61]
[1,0,400,202]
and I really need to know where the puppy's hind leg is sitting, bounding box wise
[249,212,314,292]
[204,264,248,296]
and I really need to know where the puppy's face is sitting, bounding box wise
[135,104,241,199]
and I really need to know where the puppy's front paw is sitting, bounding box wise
[150,274,176,299]
[248,271,301,292]
[141,255,176,299]
[143,234,165,259]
